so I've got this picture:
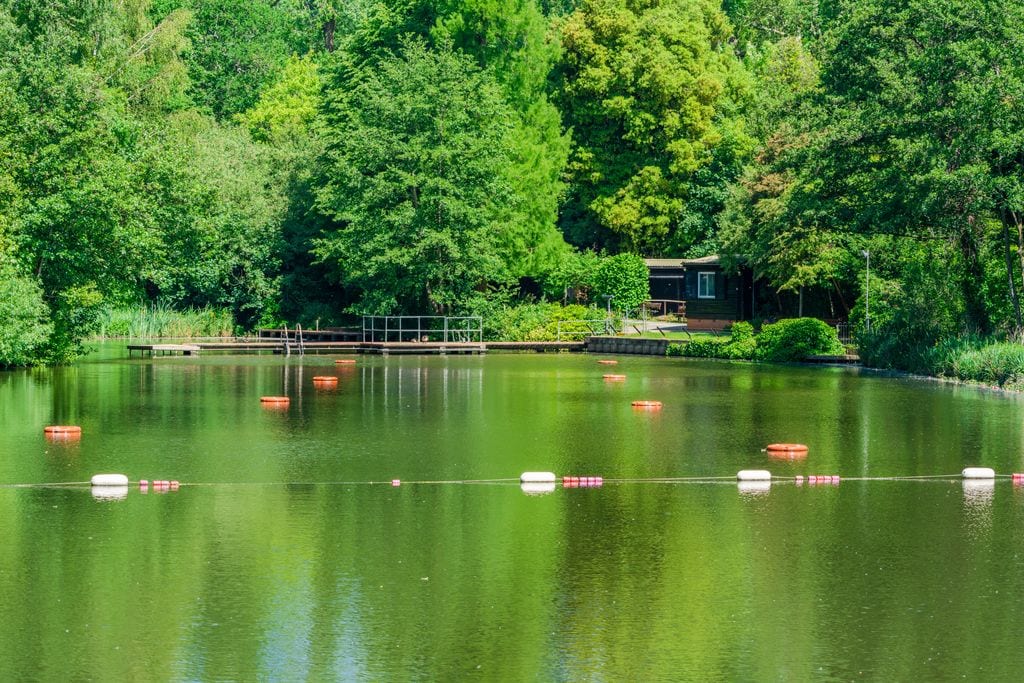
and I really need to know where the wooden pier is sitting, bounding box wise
[127,339,585,357]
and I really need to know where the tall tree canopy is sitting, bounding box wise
[555,0,752,256]
[314,39,514,314]
[784,0,1024,332]
[343,0,572,278]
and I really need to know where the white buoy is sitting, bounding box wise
[962,467,995,480]
[520,471,557,484]
[737,469,771,481]
[91,473,129,487]
[520,482,557,496]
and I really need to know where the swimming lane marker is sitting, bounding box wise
[520,472,557,484]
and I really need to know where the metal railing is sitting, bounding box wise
[835,322,852,345]
[554,318,620,341]
[362,316,483,343]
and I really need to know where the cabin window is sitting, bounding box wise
[697,272,716,299]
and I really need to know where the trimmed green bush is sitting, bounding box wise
[593,253,650,312]
[667,324,758,360]
[755,318,845,362]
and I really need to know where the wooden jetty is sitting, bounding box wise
[128,339,585,357]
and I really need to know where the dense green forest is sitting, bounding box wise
[2,0,1024,376]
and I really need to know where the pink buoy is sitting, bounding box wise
[595,477,603,486]
[170,480,180,490]
[391,479,401,487]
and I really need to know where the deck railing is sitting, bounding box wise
[362,316,483,343]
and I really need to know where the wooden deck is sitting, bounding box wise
[128,339,586,356]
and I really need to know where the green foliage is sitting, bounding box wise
[541,249,601,301]
[668,323,757,359]
[592,253,650,312]
[730,320,754,341]
[236,54,321,144]
[315,38,514,314]
[344,1,572,280]
[97,302,234,338]
[0,263,52,367]
[782,0,1024,333]
[141,112,286,328]
[854,241,966,373]
[755,317,844,362]
[481,302,607,341]
[555,0,753,255]
[43,284,105,364]
[182,0,308,119]
[945,343,1024,389]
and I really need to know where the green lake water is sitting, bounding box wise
[3,348,1024,680]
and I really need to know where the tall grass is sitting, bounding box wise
[96,303,235,339]
[935,339,1024,388]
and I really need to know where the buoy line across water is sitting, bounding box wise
[3,470,1023,491]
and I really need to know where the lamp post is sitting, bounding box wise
[860,249,870,331]
[602,295,614,335]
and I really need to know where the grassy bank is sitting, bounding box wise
[95,304,235,339]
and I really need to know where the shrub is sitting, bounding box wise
[667,329,757,360]
[482,302,611,341]
[593,253,650,312]
[755,318,845,362]
[730,321,754,342]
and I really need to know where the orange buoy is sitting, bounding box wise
[603,374,626,381]
[312,376,338,383]
[335,359,357,365]
[44,425,82,437]
[766,443,808,454]
[597,360,618,365]
[631,401,663,409]
[260,396,290,407]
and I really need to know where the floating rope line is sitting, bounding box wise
[3,472,1023,490]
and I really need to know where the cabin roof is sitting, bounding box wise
[644,255,721,269]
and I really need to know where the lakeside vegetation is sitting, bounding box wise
[2,0,1024,383]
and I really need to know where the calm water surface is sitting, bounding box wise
[2,348,1024,680]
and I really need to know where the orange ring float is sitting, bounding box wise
[597,360,618,365]
[632,401,663,409]
[766,443,808,453]
[335,359,357,365]
[260,396,290,404]
[44,426,82,435]
[603,374,626,381]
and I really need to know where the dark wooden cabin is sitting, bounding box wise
[646,256,848,330]
[645,256,754,330]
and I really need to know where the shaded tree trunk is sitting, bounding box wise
[959,228,991,334]
[1000,208,1022,330]
[323,19,335,52]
